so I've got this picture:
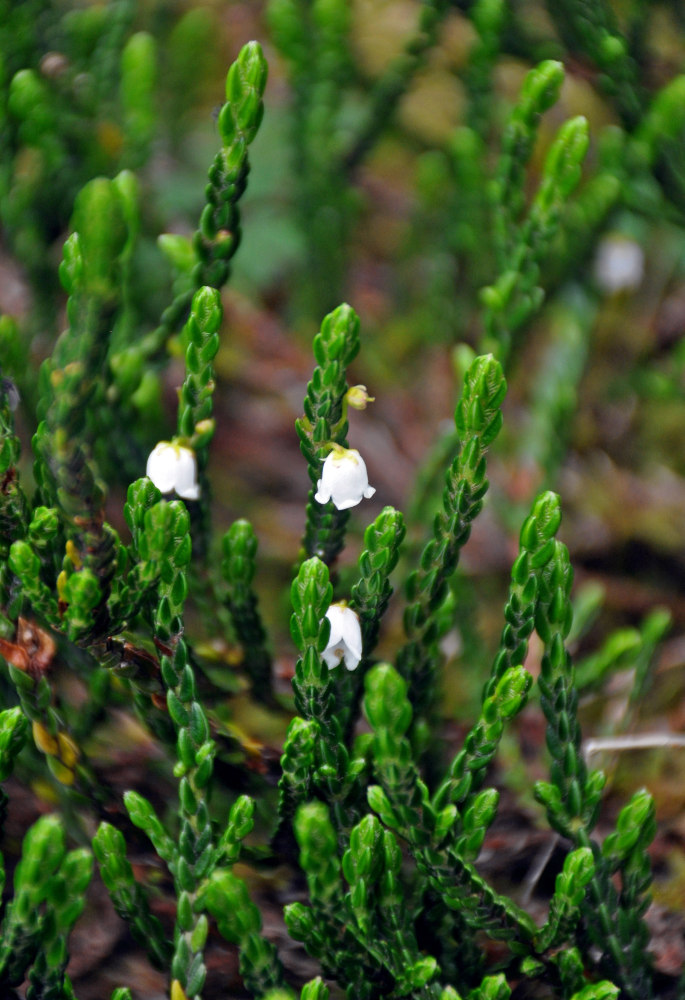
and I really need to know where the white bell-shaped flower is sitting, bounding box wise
[322,603,362,671]
[314,446,376,510]
[146,441,200,500]
[594,235,644,294]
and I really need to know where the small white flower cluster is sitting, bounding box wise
[146,441,200,500]
[321,603,362,671]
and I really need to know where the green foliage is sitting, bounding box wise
[204,867,285,995]
[2,4,684,1000]
[92,822,172,970]
[544,0,641,125]
[277,715,318,833]
[152,40,268,355]
[0,370,28,634]
[483,62,590,359]
[0,0,149,324]
[0,706,28,783]
[343,0,452,171]
[351,506,406,659]
[120,32,157,167]
[0,814,92,995]
[221,519,273,704]
[398,354,506,748]
[296,303,361,564]
[178,284,222,561]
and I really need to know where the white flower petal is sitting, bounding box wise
[332,494,360,510]
[177,480,200,500]
[342,648,359,670]
[146,442,178,493]
[325,607,344,642]
[145,441,200,500]
[322,604,362,671]
[325,605,347,644]
[342,625,362,670]
[322,646,344,669]
[314,479,330,504]
[594,236,644,294]
[174,448,201,499]
[315,448,375,511]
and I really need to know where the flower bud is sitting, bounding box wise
[346,385,374,410]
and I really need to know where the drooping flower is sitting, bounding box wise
[146,441,200,500]
[594,235,644,294]
[314,446,376,510]
[322,603,362,671]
